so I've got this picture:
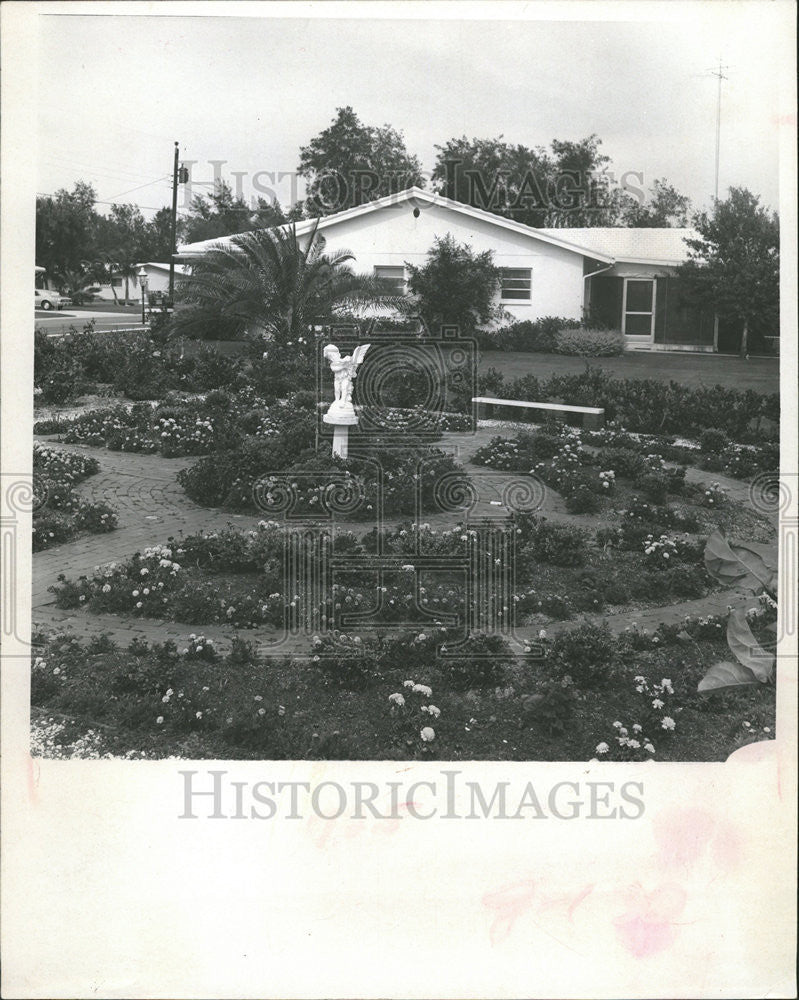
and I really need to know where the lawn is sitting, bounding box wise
[480,350,780,393]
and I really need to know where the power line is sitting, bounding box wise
[104,175,172,201]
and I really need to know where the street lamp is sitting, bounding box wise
[138,267,148,324]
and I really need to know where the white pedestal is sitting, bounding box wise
[331,425,349,458]
[323,403,358,459]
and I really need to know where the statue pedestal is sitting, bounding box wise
[323,403,358,459]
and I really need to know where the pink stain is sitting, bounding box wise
[653,806,741,873]
[482,879,537,945]
[614,883,687,958]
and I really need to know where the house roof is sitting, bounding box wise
[135,261,190,274]
[176,186,616,263]
[537,227,698,265]
[176,188,697,267]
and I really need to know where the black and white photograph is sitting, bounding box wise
[1,1,796,997]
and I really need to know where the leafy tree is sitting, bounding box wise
[679,187,779,357]
[141,207,175,261]
[180,181,290,245]
[621,178,691,227]
[405,234,500,334]
[179,222,396,342]
[36,182,99,275]
[432,133,623,227]
[94,204,151,303]
[298,106,424,215]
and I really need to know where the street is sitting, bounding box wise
[34,307,145,336]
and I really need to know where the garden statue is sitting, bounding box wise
[322,343,370,458]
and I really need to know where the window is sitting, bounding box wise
[111,277,123,287]
[374,265,406,294]
[622,278,655,338]
[500,268,532,302]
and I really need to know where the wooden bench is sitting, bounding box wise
[472,396,605,430]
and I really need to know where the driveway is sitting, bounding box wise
[480,350,780,393]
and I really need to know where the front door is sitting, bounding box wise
[622,278,656,345]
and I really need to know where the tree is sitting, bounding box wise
[404,234,500,334]
[298,106,424,215]
[432,133,624,228]
[679,187,779,358]
[141,207,175,261]
[94,203,151,303]
[36,182,99,275]
[621,178,691,227]
[179,222,397,343]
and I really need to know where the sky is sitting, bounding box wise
[35,2,793,222]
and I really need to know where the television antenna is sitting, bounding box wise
[708,59,730,202]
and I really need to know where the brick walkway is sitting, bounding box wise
[32,431,772,655]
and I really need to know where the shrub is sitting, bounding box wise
[550,622,615,688]
[564,482,601,514]
[636,471,670,504]
[312,633,383,690]
[530,521,588,566]
[73,502,118,533]
[438,632,514,691]
[700,428,730,454]
[664,564,707,597]
[477,316,572,353]
[32,511,76,551]
[596,446,646,479]
[554,328,625,357]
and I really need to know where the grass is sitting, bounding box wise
[480,350,780,393]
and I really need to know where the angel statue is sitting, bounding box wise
[322,343,370,414]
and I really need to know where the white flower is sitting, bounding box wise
[612,721,622,728]
[102,584,111,593]
[644,743,655,754]
[156,716,164,725]
[661,716,676,731]
[388,692,405,707]
[595,742,610,754]
[132,590,140,597]
[403,680,415,689]
[412,683,433,698]
[140,568,149,576]
[628,739,641,750]
[195,711,203,719]
[538,629,547,639]
[426,705,441,718]
[420,727,435,742]
[652,698,664,709]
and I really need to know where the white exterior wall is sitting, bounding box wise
[307,202,586,325]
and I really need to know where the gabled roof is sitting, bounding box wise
[177,186,615,263]
[537,227,698,265]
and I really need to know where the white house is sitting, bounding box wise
[177,187,747,352]
[87,262,190,303]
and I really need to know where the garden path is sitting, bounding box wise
[32,431,771,656]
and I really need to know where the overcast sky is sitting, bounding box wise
[36,3,792,221]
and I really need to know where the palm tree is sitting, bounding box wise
[179,221,398,341]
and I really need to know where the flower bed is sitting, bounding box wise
[32,444,117,551]
[30,603,776,760]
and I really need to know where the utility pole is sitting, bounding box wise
[169,140,180,308]
[710,59,729,202]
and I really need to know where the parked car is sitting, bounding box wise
[35,289,71,310]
